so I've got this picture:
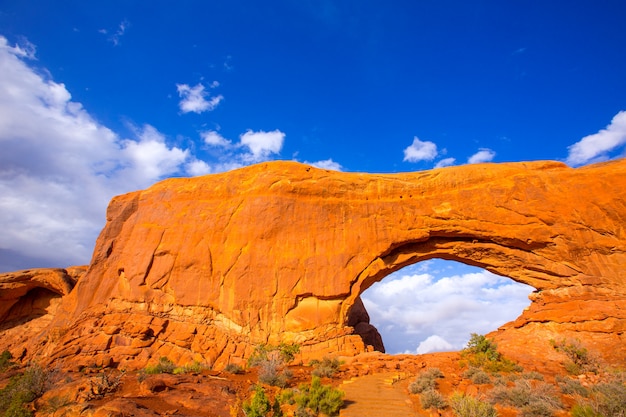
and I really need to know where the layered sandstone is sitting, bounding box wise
[2,159,625,369]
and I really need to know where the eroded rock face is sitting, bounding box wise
[3,159,626,369]
[0,266,86,358]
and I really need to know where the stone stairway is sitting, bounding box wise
[340,372,419,417]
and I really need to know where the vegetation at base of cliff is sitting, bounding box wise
[248,344,300,388]
[225,363,245,374]
[279,376,344,417]
[449,392,497,417]
[309,357,342,378]
[551,338,600,375]
[141,357,207,378]
[248,344,300,367]
[0,364,50,417]
[461,333,523,373]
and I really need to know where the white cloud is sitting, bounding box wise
[100,20,130,46]
[305,159,343,171]
[467,148,496,164]
[403,136,438,162]
[0,36,192,271]
[565,111,626,166]
[361,260,533,354]
[201,130,231,147]
[435,157,456,168]
[186,159,212,176]
[416,335,454,354]
[240,129,285,162]
[176,83,224,114]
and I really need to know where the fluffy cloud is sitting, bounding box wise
[176,83,223,114]
[305,159,343,171]
[416,335,454,354]
[467,148,496,164]
[565,111,626,166]
[0,35,320,271]
[0,37,195,271]
[201,130,231,147]
[434,157,456,168]
[240,129,285,162]
[360,260,533,354]
[403,136,438,162]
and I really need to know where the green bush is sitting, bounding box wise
[243,385,272,417]
[420,389,447,410]
[144,357,176,374]
[462,333,522,373]
[0,364,49,417]
[173,361,207,375]
[225,363,244,374]
[0,350,14,371]
[292,376,344,416]
[310,357,342,378]
[463,367,491,384]
[409,368,444,394]
[449,392,497,417]
[248,343,300,367]
[551,339,600,375]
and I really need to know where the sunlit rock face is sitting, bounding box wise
[1,159,625,369]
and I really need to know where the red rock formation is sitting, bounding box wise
[0,266,86,358]
[2,159,626,369]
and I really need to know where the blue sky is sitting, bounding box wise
[1,1,625,353]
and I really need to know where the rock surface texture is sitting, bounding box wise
[1,159,625,369]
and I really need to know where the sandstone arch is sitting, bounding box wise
[2,159,625,369]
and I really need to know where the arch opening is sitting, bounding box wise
[354,258,535,355]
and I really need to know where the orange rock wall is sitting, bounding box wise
[4,159,626,369]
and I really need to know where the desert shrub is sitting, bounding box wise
[449,392,497,417]
[173,361,207,375]
[243,385,274,417]
[0,350,14,371]
[292,376,344,416]
[572,380,626,417]
[310,357,342,378]
[258,351,293,387]
[144,357,176,374]
[0,364,50,417]
[462,333,522,373]
[521,371,544,381]
[248,344,299,387]
[551,339,599,375]
[463,367,491,384]
[489,379,562,417]
[88,372,122,400]
[248,343,300,367]
[409,368,444,394]
[420,389,447,410]
[556,375,589,396]
[225,363,244,374]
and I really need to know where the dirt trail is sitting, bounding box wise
[340,372,420,417]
